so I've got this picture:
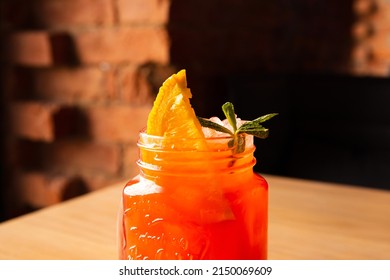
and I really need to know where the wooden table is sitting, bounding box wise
[0,175,389,260]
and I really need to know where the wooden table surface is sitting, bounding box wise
[0,175,389,260]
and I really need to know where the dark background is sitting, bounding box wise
[228,74,390,190]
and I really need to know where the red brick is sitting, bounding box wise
[372,0,390,11]
[366,60,390,76]
[118,0,170,24]
[17,172,88,208]
[33,67,115,103]
[351,55,390,76]
[85,105,150,143]
[352,22,373,41]
[10,101,79,141]
[82,173,125,191]
[369,4,390,32]
[73,26,170,64]
[11,101,59,141]
[351,44,371,66]
[7,31,52,66]
[353,0,376,16]
[43,140,121,176]
[32,0,114,28]
[117,65,154,105]
[369,32,390,59]
[123,145,139,178]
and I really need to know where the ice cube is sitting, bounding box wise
[201,116,247,138]
[201,117,254,149]
[201,117,229,138]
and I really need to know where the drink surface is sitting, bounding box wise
[118,172,268,260]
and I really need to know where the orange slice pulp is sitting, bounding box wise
[146,69,207,150]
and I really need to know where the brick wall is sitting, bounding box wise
[352,0,390,75]
[1,0,175,218]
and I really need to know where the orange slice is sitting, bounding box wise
[146,69,207,150]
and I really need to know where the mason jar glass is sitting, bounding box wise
[118,131,268,260]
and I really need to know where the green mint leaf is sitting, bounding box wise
[251,113,278,124]
[235,134,246,154]
[228,134,246,156]
[238,127,269,139]
[197,117,233,135]
[222,102,237,132]
[197,102,278,155]
[237,113,277,139]
[237,121,265,131]
[228,138,235,148]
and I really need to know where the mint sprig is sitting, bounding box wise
[198,102,278,154]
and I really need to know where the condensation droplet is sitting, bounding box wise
[155,248,164,259]
[151,218,163,224]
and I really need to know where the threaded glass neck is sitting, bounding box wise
[137,132,256,177]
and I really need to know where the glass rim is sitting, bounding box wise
[139,131,234,141]
[138,129,255,153]
[138,128,254,141]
